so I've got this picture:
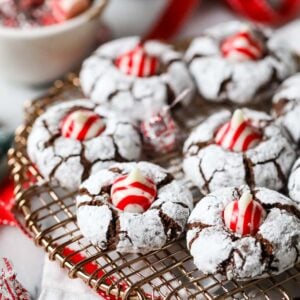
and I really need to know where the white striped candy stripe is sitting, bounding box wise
[223,197,265,235]
[115,45,159,77]
[221,31,263,61]
[61,109,105,141]
[215,120,262,152]
[111,173,157,213]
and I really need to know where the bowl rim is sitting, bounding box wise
[0,0,107,39]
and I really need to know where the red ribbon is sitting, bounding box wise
[226,0,300,24]
[0,178,16,227]
[145,0,199,40]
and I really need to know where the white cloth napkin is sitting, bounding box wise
[38,256,103,300]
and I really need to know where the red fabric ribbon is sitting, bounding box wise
[226,0,300,24]
[0,178,16,227]
[145,0,199,40]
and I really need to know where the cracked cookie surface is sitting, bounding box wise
[80,36,195,121]
[27,100,142,191]
[183,109,296,194]
[272,73,300,146]
[185,21,297,104]
[288,158,300,203]
[76,161,193,253]
[187,185,300,280]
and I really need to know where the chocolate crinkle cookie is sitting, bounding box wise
[183,108,296,194]
[187,185,300,280]
[80,36,195,121]
[185,21,297,104]
[272,73,300,146]
[288,157,300,203]
[76,162,193,253]
[27,100,142,191]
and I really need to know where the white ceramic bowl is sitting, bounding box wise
[0,0,107,85]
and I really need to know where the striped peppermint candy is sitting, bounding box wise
[111,168,157,213]
[115,45,160,77]
[140,110,178,154]
[221,29,264,61]
[215,109,262,152]
[223,191,266,235]
[61,109,105,141]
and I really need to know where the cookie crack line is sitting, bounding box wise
[252,147,287,187]
[103,208,120,250]
[187,222,212,250]
[274,97,299,118]
[77,199,104,208]
[255,233,277,273]
[185,139,214,156]
[198,158,224,194]
[79,145,92,182]
[243,154,256,189]
[258,202,300,220]
[119,230,133,245]
[218,75,232,99]
[158,209,182,241]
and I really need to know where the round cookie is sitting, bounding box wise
[76,161,193,253]
[183,109,296,194]
[185,21,297,104]
[80,36,195,121]
[288,157,300,203]
[27,100,142,191]
[272,73,300,146]
[187,185,300,280]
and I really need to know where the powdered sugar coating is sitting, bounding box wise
[76,161,193,253]
[183,109,296,194]
[80,37,195,121]
[272,73,300,145]
[27,100,142,191]
[288,158,300,203]
[185,21,297,104]
[187,186,300,280]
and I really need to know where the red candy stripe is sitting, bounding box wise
[224,193,265,236]
[111,174,157,213]
[215,120,261,152]
[115,45,159,77]
[229,200,239,232]
[221,31,263,61]
[61,110,105,141]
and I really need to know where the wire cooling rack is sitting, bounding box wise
[8,73,300,299]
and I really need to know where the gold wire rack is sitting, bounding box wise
[8,73,300,299]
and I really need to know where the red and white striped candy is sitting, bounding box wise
[115,45,160,77]
[215,109,262,152]
[111,168,157,213]
[61,109,105,141]
[221,29,264,61]
[50,0,90,22]
[223,191,265,236]
[140,110,178,154]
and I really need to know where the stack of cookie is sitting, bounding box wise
[27,21,300,281]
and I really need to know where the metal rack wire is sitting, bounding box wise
[8,73,300,299]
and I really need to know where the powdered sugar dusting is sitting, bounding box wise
[27,100,142,191]
[183,109,296,194]
[76,162,193,253]
[186,21,297,104]
[187,186,300,280]
[80,36,195,121]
